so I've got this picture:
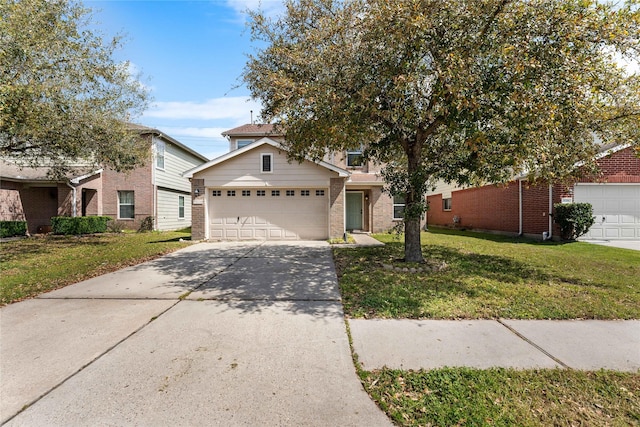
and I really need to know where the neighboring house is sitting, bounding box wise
[0,125,207,234]
[426,144,640,240]
[185,124,402,241]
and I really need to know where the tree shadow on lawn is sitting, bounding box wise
[425,227,574,247]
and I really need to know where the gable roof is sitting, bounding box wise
[129,123,208,162]
[183,137,349,178]
[221,123,281,137]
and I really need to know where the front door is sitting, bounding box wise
[346,192,363,231]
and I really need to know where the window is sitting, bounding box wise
[271,190,280,196]
[155,139,165,169]
[242,190,251,197]
[118,191,134,219]
[443,198,452,211]
[257,190,266,196]
[227,190,236,197]
[346,150,364,167]
[316,189,325,196]
[393,195,405,220]
[178,196,185,219]
[301,190,310,196]
[286,190,295,196]
[261,154,273,173]
[237,139,253,149]
[212,190,221,197]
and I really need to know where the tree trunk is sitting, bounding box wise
[404,140,424,263]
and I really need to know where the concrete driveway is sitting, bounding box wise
[1,241,391,426]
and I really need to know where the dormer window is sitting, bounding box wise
[347,150,364,168]
[237,139,254,149]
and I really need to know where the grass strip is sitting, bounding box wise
[361,367,640,426]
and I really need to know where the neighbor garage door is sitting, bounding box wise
[208,188,329,240]
[574,184,640,240]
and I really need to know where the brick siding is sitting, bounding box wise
[191,179,205,240]
[329,177,346,238]
[426,147,640,238]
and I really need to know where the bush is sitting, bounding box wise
[554,203,595,240]
[0,221,27,238]
[106,220,126,233]
[51,216,112,235]
[138,216,154,233]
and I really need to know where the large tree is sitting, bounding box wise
[244,0,640,262]
[0,0,150,175]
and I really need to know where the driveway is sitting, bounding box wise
[581,239,640,251]
[1,241,391,426]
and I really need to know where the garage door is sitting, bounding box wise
[574,184,640,240]
[208,188,329,240]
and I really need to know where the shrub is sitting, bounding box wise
[51,216,111,235]
[554,203,595,240]
[0,221,27,238]
[138,216,154,233]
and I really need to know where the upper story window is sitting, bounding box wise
[155,140,165,170]
[237,139,254,149]
[346,150,364,168]
[261,153,273,173]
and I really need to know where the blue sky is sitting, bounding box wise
[87,0,285,159]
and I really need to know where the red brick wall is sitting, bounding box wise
[580,147,640,183]
[101,160,154,230]
[426,147,639,238]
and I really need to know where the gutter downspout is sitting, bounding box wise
[518,179,523,236]
[548,184,553,240]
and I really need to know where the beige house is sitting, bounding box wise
[185,124,401,241]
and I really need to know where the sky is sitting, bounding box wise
[87,0,286,160]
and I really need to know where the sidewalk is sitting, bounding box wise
[349,318,640,372]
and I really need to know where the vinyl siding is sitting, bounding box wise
[154,137,205,192]
[156,188,191,231]
[196,145,337,187]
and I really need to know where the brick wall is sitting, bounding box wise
[101,160,154,230]
[191,179,205,240]
[329,177,346,238]
[580,147,640,183]
[370,187,396,233]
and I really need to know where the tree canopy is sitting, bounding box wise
[0,0,151,175]
[244,0,640,262]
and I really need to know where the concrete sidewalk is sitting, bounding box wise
[350,318,640,372]
[1,241,391,426]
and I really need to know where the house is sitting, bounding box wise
[426,144,640,240]
[0,125,208,234]
[185,124,402,241]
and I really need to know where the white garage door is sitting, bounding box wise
[208,188,329,240]
[574,184,640,240]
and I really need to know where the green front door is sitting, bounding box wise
[346,192,363,230]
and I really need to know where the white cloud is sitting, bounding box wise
[224,0,285,20]
[144,97,262,121]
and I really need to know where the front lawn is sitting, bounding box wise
[362,367,640,426]
[334,229,640,320]
[0,230,192,305]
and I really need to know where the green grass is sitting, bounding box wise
[361,367,640,426]
[0,230,192,305]
[334,229,640,319]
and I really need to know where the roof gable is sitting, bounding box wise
[183,138,349,178]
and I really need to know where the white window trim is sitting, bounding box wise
[118,190,135,220]
[443,198,452,211]
[392,195,405,221]
[155,139,165,170]
[178,196,185,219]
[261,153,273,173]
